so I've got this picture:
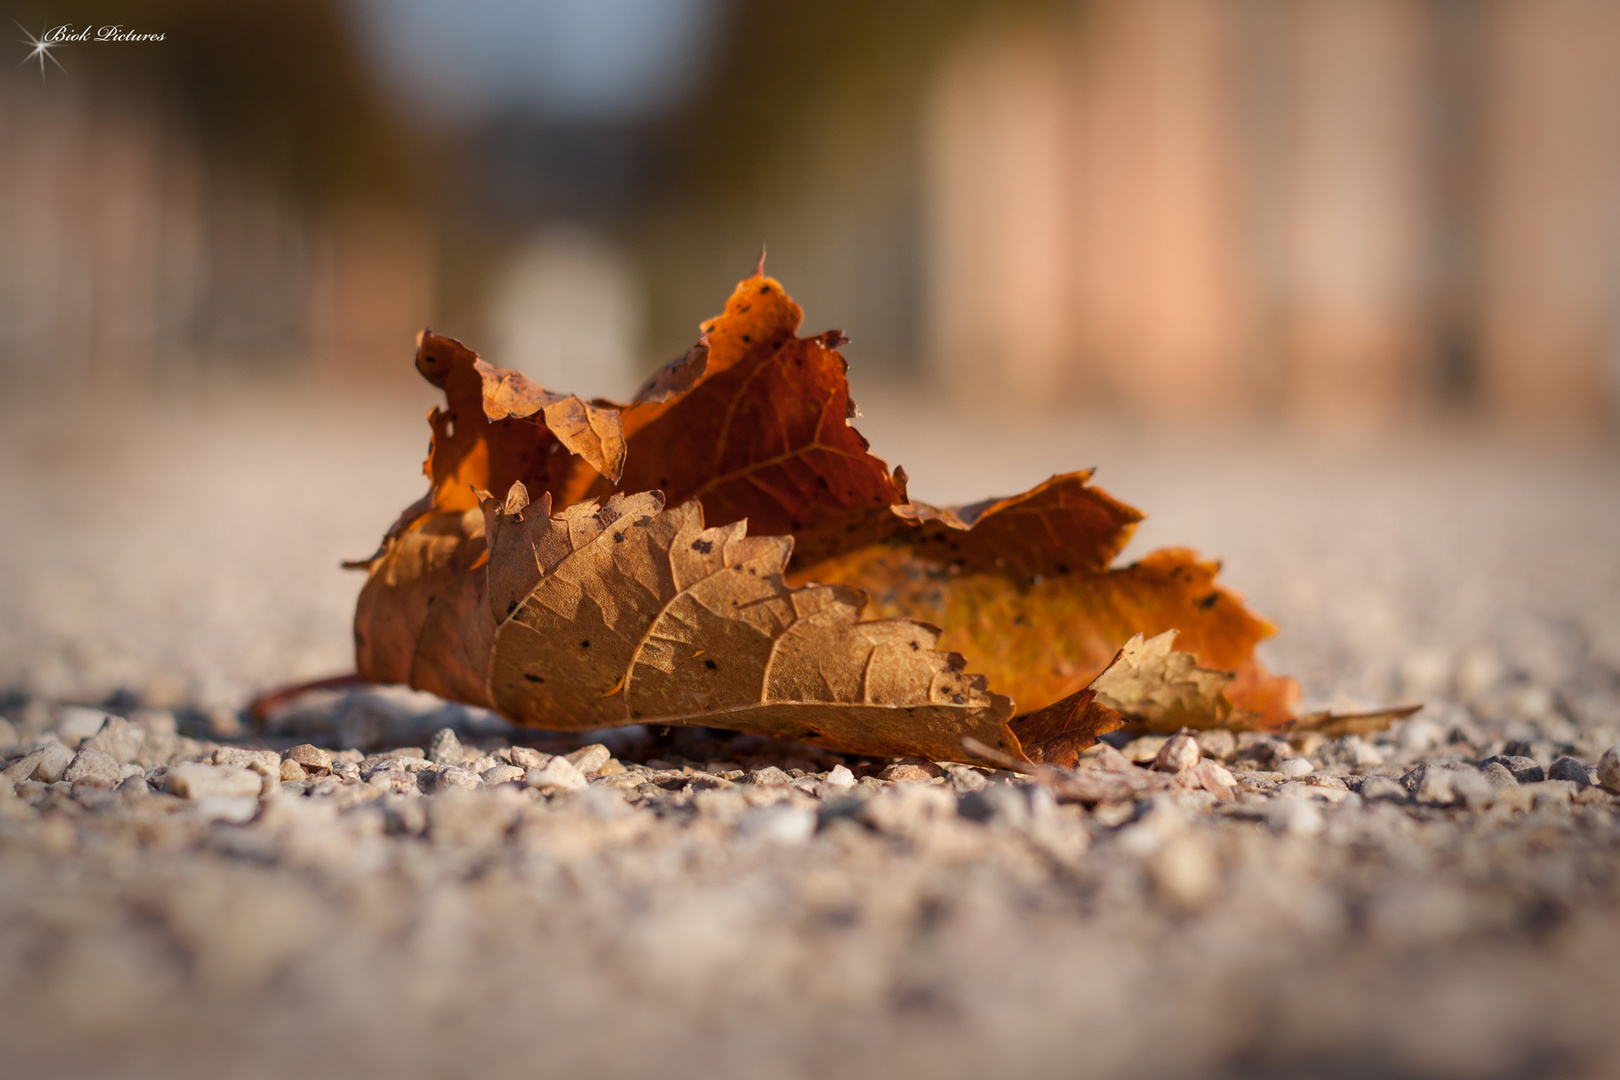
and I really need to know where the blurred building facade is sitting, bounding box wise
[925,0,1620,427]
[0,2,433,392]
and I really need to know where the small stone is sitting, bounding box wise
[1479,755,1544,784]
[164,763,263,800]
[879,763,936,784]
[1194,729,1236,762]
[943,765,987,794]
[1532,780,1578,809]
[509,747,551,770]
[285,745,332,774]
[1122,735,1169,765]
[3,749,45,784]
[32,742,74,784]
[213,747,281,776]
[428,728,465,765]
[1414,767,1458,806]
[745,766,793,787]
[565,744,612,777]
[1277,758,1314,779]
[116,775,150,797]
[1479,762,1518,788]
[80,715,144,763]
[1449,768,1496,808]
[1359,776,1407,802]
[1152,731,1201,773]
[524,757,587,794]
[1235,732,1290,769]
[481,763,526,787]
[1398,716,1445,753]
[1317,734,1384,770]
[821,764,858,794]
[63,747,121,788]
[1547,757,1592,788]
[55,706,113,747]
[1598,746,1620,794]
[279,759,308,782]
[435,765,483,792]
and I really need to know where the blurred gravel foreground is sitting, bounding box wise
[2,384,1620,1080]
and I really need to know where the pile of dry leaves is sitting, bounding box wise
[348,265,1405,769]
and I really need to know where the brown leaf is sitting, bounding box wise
[1088,630,1237,731]
[483,488,1024,764]
[352,268,1309,762]
[797,537,1299,727]
[1283,705,1422,738]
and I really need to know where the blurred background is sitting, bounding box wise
[3,0,1619,426]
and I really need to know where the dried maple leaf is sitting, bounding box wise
[482,484,1022,762]
[1088,630,1237,731]
[351,265,1316,766]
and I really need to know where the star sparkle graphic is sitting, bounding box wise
[16,22,68,84]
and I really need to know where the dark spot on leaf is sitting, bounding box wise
[817,476,829,489]
[791,521,802,530]
[658,477,669,488]
[952,694,965,705]
[580,640,591,649]
[909,641,919,650]
[742,334,752,343]
[1198,592,1219,610]
[759,284,771,294]
[733,564,743,570]
[1013,614,1026,626]
[704,660,717,670]
[613,532,624,543]
[1055,563,1070,574]
[506,600,518,615]
[691,539,713,554]
[632,711,641,719]
[523,673,544,684]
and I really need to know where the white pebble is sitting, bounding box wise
[1278,758,1314,778]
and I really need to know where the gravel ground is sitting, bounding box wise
[2,379,1619,1079]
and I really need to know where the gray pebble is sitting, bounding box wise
[509,746,551,770]
[435,764,482,792]
[1414,767,1458,806]
[32,742,73,784]
[116,775,150,797]
[54,706,112,747]
[1449,768,1496,808]
[1479,761,1518,788]
[1546,757,1591,788]
[745,766,794,787]
[1359,776,1407,802]
[428,728,464,766]
[1479,755,1544,784]
[565,744,612,777]
[481,763,526,787]
[1193,728,1237,762]
[164,763,262,800]
[1599,746,1620,794]
[1277,758,1314,779]
[81,715,145,764]
[63,747,121,788]
[1152,732,1201,773]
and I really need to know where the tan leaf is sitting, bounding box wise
[1089,630,1237,731]
[484,488,1025,765]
